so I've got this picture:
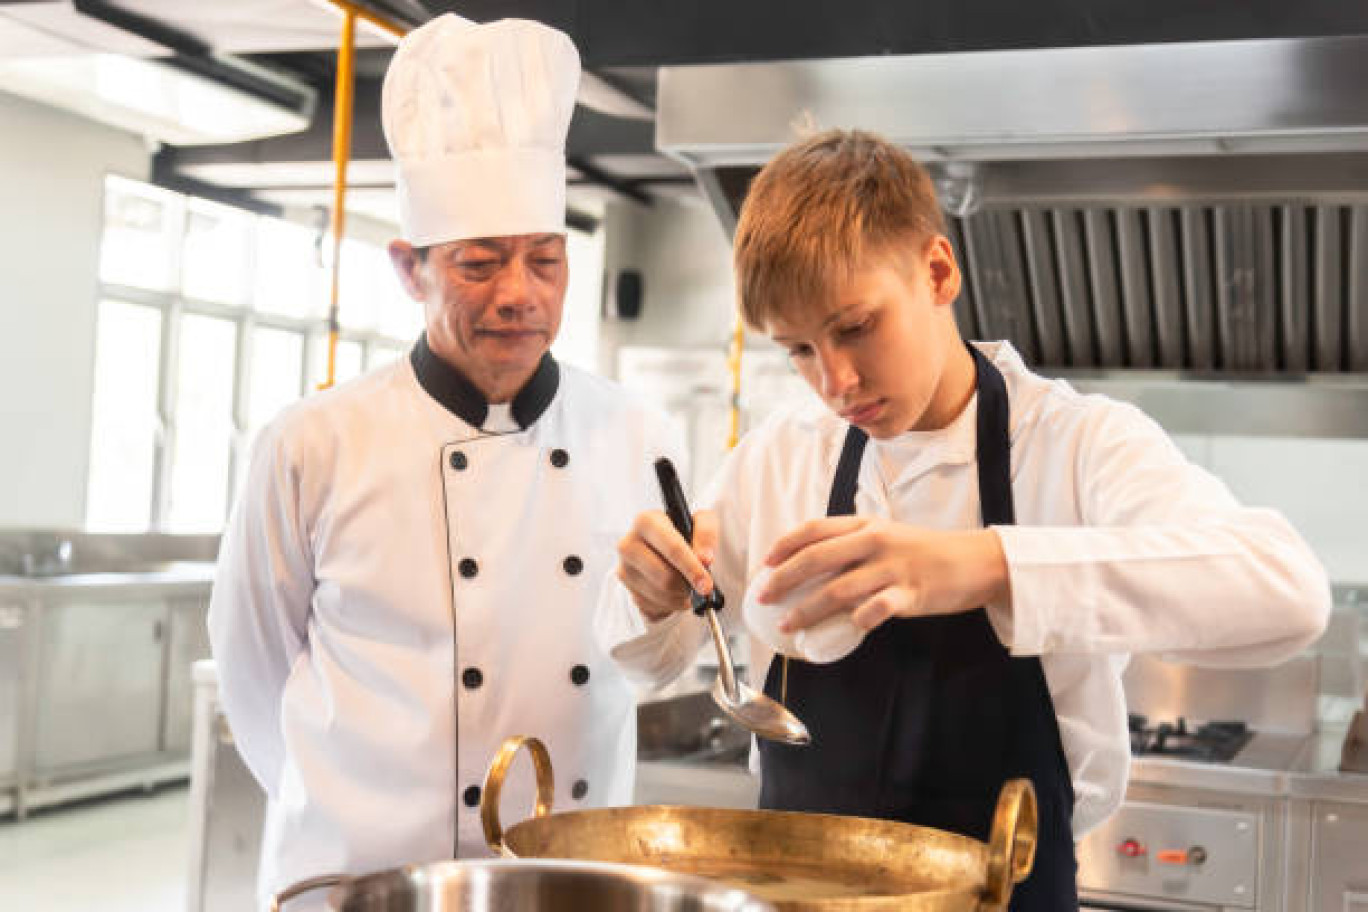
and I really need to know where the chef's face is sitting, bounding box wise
[390,233,568,397]
[764,235,963,438]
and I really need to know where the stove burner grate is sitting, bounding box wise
[1127,715,1253,763]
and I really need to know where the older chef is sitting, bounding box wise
[598,130,1331,910]
[209,15,679,908]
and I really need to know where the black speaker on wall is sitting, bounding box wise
[605,269,644,321]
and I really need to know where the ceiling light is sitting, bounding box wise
[0,51,312,145]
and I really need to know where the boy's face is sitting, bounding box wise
[765,235,963,439]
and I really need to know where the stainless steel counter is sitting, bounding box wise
[0,541,215,820]
[0,562,215,595]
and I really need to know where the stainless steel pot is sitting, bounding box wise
[270,858,775,911]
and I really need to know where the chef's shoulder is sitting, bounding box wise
[558,363,681,448]
[248,361,407,472]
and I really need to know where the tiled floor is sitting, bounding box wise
[0,785,189,912]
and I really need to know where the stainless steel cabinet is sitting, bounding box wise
[162,599,211,754]
[33,598,166,773]
[1310,802,1368,912]
[0,602,22,780]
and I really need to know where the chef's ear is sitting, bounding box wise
[925,234,961,309]
[388,240,430,301]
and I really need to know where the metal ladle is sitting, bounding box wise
[654,459,811,746]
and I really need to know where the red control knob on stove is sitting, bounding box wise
[1117,838,1146,858]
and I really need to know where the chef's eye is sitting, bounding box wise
[457,259,499,277]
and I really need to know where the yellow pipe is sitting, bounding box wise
[321,10,357,390]
[726,311,746,450]
[315,0,406,40]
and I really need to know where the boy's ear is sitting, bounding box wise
[926,235,962,308]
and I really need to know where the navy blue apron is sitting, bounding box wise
[758,346,1078,910]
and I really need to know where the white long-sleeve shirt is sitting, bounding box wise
[596,340,1331,835]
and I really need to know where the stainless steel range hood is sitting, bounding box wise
[656,36,1368,379]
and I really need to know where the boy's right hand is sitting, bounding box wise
[616,508,719,622]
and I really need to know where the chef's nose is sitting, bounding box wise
[493,258,537,317]
[815,347,859,400]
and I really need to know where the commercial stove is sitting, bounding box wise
[1076,655,1323,912]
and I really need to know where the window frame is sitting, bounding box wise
[89,177,417,532]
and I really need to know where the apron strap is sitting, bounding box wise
[970,345,1015,527]
[827,426,869,518]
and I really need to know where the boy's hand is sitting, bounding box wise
[759,517,1010,633]
[616,509,719,622]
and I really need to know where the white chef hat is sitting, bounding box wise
[382,15,580,246]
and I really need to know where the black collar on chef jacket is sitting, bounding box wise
[409,333,560,430]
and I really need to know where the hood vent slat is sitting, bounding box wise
[944,201,1367,374]
[1349,207,1368,372]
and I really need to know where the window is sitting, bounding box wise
[167,314,237,530]
[86,175,422,532]
[86,299,162,531]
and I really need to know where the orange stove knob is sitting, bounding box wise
[1156,849,1189,865]
[1117,839,1146,858]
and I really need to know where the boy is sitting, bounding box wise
[598,130,1329,908]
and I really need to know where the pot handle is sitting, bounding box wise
[481,735,556,854]
[981,778,1038,912]
[270,873,347,911]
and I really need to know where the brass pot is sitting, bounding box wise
[481,736,1037,912]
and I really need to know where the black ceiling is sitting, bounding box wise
[148,0,1368,215]
[421,0,1368,64]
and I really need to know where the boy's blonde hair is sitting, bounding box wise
[733,129,947,330]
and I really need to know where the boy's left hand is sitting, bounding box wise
[759,517,1011,633]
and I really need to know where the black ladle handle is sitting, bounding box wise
[653,458,724,617]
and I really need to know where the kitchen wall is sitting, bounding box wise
[0,88,151,528]
[596,193,740,379]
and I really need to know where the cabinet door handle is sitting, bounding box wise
[153,619,164,642]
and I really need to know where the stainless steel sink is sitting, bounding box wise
[637,691,751,765]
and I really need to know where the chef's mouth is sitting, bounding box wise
[475,327,547,339]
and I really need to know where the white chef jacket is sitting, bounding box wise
[209,349,680,908]
[596,340,1331,836]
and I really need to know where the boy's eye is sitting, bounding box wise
[788,344,813,359]
[838,318,871,339]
